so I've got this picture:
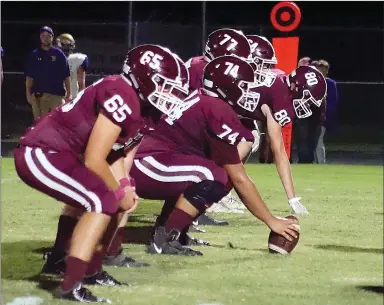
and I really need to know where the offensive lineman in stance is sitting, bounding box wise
[14,45,188,302]
[130,55,300,256]
[186,28,255,221]
[240,35,327,215]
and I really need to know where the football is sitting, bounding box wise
[268,215,300,254]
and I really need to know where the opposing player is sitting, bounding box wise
[14,45,188,302]
[57,33,88,98]
[129,55,300,256]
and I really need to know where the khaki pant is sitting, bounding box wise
[32,93,64,120]
[314,126,326,164]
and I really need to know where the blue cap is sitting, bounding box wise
[40,26,54,36]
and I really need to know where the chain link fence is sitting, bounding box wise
[1,21,383,146]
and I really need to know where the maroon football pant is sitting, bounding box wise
[14,146,119,215]
[131,153,230,200]
[130,153,231,224]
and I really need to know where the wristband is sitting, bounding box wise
[119,178,131,188]
[114,186,126,201]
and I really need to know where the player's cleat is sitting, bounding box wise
[219,193,246,211]
[83,270,123,287]
[206,202,233,213]
[40,250,66,276]
[196,214,229,226]
[53,282,111,303]
[179,232,210,246]
[103,248,149,268]
[188,220,206,233]
[207,194,245,213]
[147,226,203,256]
[188,224,206,233]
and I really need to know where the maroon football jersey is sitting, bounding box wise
[186,56,208,91]
[136,91,254,165]
[20,75,155,156]
[239,76,296,128]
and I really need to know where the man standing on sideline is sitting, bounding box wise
[313,59,338,163]
[25,26,71,120]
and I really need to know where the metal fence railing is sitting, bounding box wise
[1,21,383,142]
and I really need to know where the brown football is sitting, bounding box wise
[268,215,300,254]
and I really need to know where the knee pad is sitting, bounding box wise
[183,180,228,214]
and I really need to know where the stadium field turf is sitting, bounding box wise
[1,158,383,305]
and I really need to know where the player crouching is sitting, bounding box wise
[129,55,299,256]
[14,45,188,302]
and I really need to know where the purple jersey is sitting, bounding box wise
[136,91,254,165]
[186,56,208,91]
[240,76,296,128]
[20,75,155,156]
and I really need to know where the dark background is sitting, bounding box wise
[1,1,384,140]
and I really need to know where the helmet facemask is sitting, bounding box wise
[253,57,277,87]
[236,81,260,112]
[147,73,189,116]
[293,89,322,118]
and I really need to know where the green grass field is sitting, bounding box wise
[1,157,383,305]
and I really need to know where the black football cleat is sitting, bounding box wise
[40,250,66,276]
[179,233,210,247]
[83,270,125,287]
[103,248,150,268]
[53,282,111,303]
[196,214,229,226]
[147,226,203,256]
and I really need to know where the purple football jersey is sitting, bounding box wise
[20,75,155,155]
[136,91,254,165]
[186,56,208,91]
[239,76,296,128]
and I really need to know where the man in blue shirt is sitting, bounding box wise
[25,26,72,120]
[313,60,338,163]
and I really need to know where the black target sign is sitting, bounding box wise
[270,2,301,32]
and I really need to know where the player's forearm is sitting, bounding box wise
[78,80,85,92]
[110,157,128,181]
[123,145,139,173]
[234,179,274,225]
[237,141,253,162]
[64,77,71,98]
[78,69,86,92]
[84,157,120,192]
[26,77,33,96]
[274,148,296,199]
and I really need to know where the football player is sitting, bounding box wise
[185,28,255,220]
[235,35,328,215]
[57,33,88,98]
[14,45,188,302]
[129,55,300,256]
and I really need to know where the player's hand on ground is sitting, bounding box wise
[288,197,310,215]
[267,216,299,242]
